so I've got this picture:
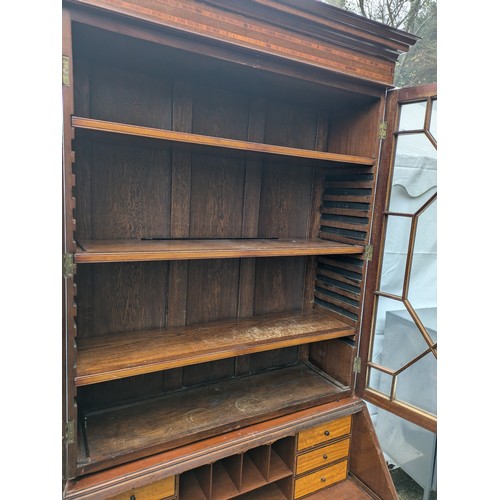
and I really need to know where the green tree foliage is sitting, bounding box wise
[323,0,437,87]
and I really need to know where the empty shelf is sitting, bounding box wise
[76,309,355,386]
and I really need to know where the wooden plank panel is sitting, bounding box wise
[192,84,249,140]
[81,363,349,472]
[323,194,372,203]
[89,63,172,128]
[76,310,355,386]
[72,117,375,165]
[315,279,360,302]
[314,291,359,316]
[254,257,305,315]
[318,231,367,246]
[258,165,313,238]
[317,257,363,276]
[77,262,168,338]
[315,267,361,288]
[186,258,239,325]
[237,95,265,321]
[320,207,369,218]
[75,238,364,263]
[70,398,364,493]
[320,219,368,232]
[89,140,171,239]
[189,152,246,238]
[168,80,192,330]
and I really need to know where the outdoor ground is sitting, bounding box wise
[391,468,437,499]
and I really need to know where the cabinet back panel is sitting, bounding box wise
[78,372,166,411]
[186,259,241,325]
[74,139,172,240]
[258,163,313,239]
[90,63,173,129]
[76,262,169,338]
[192,85,250,140]
[264,100,318,150]
[189,153,246,238]
[253,257,306,316]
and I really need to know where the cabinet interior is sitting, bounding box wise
[69,19,382,474]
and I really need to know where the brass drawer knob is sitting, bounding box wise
[324,430,330,436]
[323,454,328,459]
[321,477,326,482]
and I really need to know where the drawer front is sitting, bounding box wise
[108,476,176,500]
[297,415,351,451]
[294,460,348,499]
[296,437,350,475]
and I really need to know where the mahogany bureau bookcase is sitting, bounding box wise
[62,1,417,498]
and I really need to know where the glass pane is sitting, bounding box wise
[368,366,393,397]
[396,352,437,416]
[372,408,437,497]
[398,101,426,131]
[389,133,437,212]
[408,199,437,310]
[379,216,412,296]
[429,99,437,140]
[372,296,430,369]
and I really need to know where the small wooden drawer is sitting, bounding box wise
[295,437,350,475]
[296,415,351,451]
[108,476,176,500]
[294,460,348,499]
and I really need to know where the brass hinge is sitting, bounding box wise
[63,253,75,278]
[62,55,70,86]
[378,121,387,140]
[353,356,361,373]
[362,244,373,261]
[65,420,75,444]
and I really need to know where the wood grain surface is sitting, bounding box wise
[75,238,364,263]
[80,363,349,471]
[72,117,375,165]
[76,309,355,385]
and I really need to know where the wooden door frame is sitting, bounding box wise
[356,83,437,433]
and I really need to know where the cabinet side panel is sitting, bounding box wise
[350,406,399,499]
[308,338,355,388]
[328,99,381,158]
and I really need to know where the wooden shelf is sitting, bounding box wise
[76,310,355,386]
[72,116,376,166]
[74,238,365,263]
[79,363,349,472]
